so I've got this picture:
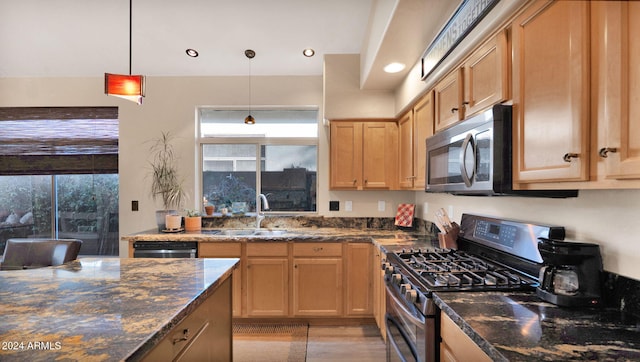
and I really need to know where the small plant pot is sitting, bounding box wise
[165,214,182,231]
[184,216,202,231]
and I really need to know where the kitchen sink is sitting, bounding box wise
[206,229,287,236]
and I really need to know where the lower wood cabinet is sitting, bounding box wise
[198,242,242,317]
[196,241,374,320]
[245,243,289,317]
[440,312,491,362]
[142,276,232,362]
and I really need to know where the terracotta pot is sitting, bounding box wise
[184,216,202,231]
[205,205,215,215]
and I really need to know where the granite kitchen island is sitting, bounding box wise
[0,257,238,361]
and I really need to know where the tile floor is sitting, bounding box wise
[305,325,386,362]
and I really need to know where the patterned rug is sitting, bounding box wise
[233,323,309,362]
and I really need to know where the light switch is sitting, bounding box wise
[378,200,385,212]
[345,201,353,212]
[131,200,139,212]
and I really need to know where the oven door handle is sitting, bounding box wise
[385,283,426,326]
[385,315,418,362]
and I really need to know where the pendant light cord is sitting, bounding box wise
[129,0,133,75]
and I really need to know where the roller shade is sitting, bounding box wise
[0,107,119,175]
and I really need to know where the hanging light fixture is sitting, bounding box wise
[244,49,256,124]
[105,0,145,105]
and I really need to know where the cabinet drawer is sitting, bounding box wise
[246,242,288,257]
[198,242,241,257]
[293,243,342,257]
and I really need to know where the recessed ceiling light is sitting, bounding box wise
[384,62,406,73]
[302,48,315,57]
[186,48,199,57]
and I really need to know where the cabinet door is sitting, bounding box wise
[435,68,464,131]
[330,121,363,189]
[362,122,398,189]
[596,1,640,179]
[397,111,414,188]
[463,30,509,117]
[412,91,434,190]
[512,0,590,183]
[440,313,491,362]
[245,258,288,317]
[345,243,372,316]
[292,258,343,316]
[372,247,386,338]
[198,243,242,317]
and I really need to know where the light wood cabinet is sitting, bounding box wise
[292,243,343,316]
[511,0,640,189]
[372,246,386,339]
[345,243,373,316]
[198,242,242,317]
[440,312,491,362]
[511,0,591,184]
[434,30,508,133]
[143,276,232,362]
[463,30,509,118]
[592,1,640,181]
[245,243,288,317]
[398,91,434,190]
[434,68,464,131]
[330,120,398,190]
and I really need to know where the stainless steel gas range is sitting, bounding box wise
[383,213,565,362]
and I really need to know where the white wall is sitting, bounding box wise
[0,75,325,257]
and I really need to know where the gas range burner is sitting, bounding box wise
[391,248,538,292]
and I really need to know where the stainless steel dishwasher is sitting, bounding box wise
[133,241,198,258]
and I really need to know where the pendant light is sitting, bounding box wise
[244,49,256,124]
[105,0,145,105]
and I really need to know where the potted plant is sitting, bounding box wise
[184,209,202,232]
[148,131,186,231]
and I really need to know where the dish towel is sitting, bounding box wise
[394,203,415,227]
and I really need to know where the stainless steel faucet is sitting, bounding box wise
[256,193,269,229]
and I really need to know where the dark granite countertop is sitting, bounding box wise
[434,291,640,361]
[0,257,239,361]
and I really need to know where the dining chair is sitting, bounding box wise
[0,238,82,271]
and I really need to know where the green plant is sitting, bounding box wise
[184,209,201,217]
[148,132,186,210]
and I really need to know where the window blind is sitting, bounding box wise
[0,107,119,175]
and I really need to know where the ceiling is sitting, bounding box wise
[0,0,459,90]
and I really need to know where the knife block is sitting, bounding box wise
[438,222,459,249]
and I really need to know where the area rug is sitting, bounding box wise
[233,323,309,362]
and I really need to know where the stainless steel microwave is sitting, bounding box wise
[425,104,578,197]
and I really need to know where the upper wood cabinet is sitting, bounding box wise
[463,29,509,118]
[398,91,435,190]
[434,68,464,131]
[512,0,640,189]
[592,1,640,181]
[330,120,398,190]
[434,31,509,133]
[511,0,590,184]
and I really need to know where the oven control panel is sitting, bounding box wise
[474,220,517,248]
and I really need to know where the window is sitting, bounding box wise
[0,107,119,255]
[199,108,318,214]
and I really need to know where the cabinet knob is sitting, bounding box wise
[451,107,459,113]
[563,153,579,162]
[353,179,357,185]
[598,147,618,158]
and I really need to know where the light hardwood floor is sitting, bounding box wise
[306,325,386,362]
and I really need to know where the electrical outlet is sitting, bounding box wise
[329,201,339,211]
[422,202,429,218]
[345,201,353,212]
[378,200,385,212]
[131,200,139,212]
[448,205,454,220]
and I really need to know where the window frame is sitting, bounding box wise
[197,107,319,215]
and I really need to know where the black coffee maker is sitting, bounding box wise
[536,238,603,307]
